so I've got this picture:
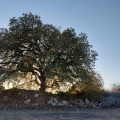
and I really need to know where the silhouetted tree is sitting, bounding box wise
[0,13,98,92]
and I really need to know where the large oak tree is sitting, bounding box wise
[0,13,98,92]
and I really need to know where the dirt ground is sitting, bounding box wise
[0,108,120,120]
[0,89,120,120]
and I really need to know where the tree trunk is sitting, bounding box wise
[39,71,46,93]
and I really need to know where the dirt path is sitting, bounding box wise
[0,108,120,120]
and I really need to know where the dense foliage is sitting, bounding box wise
[0,13,100,92]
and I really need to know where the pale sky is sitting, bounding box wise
[0,0,120,89]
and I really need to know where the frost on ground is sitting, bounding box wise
[0,108,120,120]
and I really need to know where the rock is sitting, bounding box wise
[85,98,90,106]
[91,101,96,107]
[51,102,57,106]
[62,100,68,106]
[51,97,59,106]
[47,97,69,106]
[53,97,58,104]
[34,103,39,106]
[47,97,59,106]
[24,99,31,105]
[79,99,84,106]
[57,102,64,106]
[47,97,54,104]
[62,100,68,105]
[34,93,39,98]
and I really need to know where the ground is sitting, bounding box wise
[0,108,120,120]
[0,89,120,120]
[0,89,86,108]
[0,89,50,108]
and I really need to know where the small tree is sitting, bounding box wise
[0,13,98,92]
[68,71,104,100]
[111,84,120,93]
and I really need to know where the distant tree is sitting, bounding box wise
[0,13,98,92]
[111,84,120,93]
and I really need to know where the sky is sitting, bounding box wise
[0,0,120,90]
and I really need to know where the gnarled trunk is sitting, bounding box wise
[39,71,46,93]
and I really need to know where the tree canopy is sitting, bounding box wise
[0,13,99,92]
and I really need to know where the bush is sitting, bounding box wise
[57,92,71,100]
